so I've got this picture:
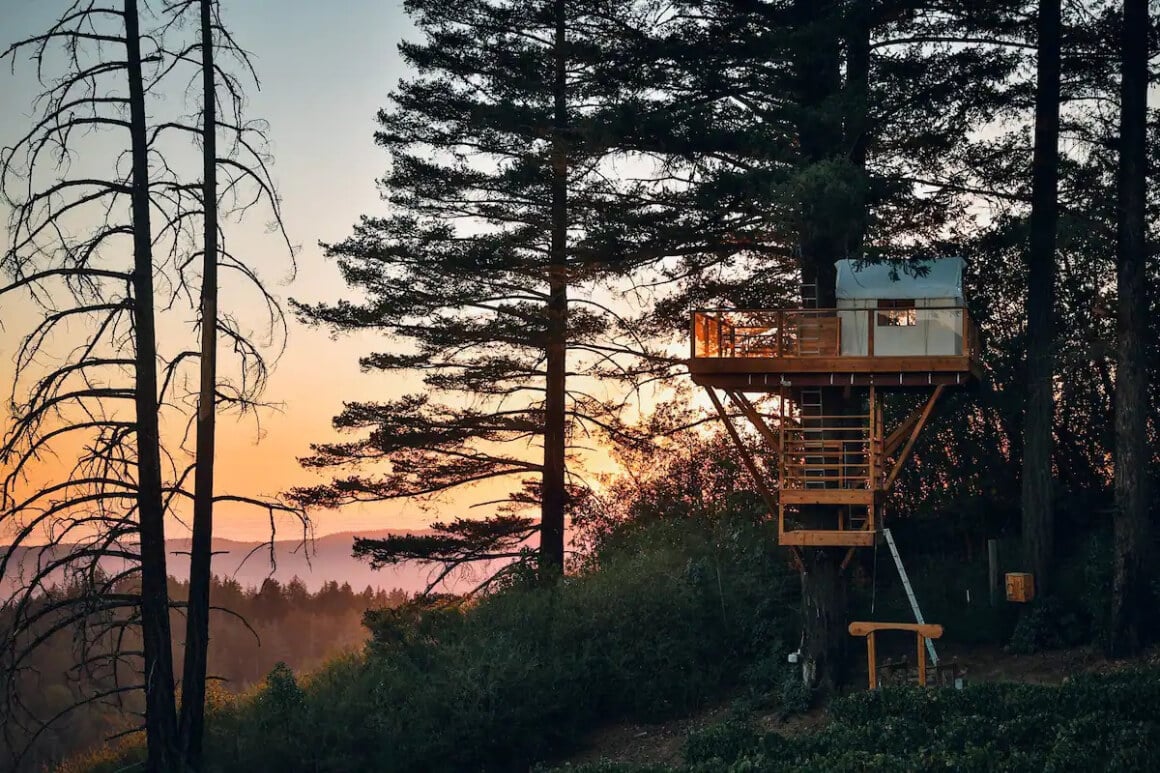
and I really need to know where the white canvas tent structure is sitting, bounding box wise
[835,258,967,357]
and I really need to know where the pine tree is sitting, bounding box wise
[1022,0,1062,596]
[290,0,653,584]
[1109,0,1151,656]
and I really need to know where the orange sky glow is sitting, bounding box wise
[0,0,664,548]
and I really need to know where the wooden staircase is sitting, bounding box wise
[777,389,881,547]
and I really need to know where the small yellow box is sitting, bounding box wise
[1005,572,1035,603]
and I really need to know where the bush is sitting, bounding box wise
[683,716,760,766]
[79,512,796,773]
[542,668,1160,770]
[556,668,1160,773]
[1008,595,1087,654]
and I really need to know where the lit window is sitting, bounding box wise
[877,299,916,327]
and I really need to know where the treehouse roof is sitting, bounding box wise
[835,257,965,303]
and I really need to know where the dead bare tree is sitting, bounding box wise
[1,2,296,770]
[154,1,297,767]
[0,1,182,768]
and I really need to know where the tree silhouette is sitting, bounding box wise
[0,1,297,768]
[290,0,660,585]
[0,3,183,764]
[1109,0,1151,657]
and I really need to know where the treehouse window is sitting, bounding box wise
[877,299,916,327]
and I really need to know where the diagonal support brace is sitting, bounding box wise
[705,387,779,519]
[724,390,782,456]
[884,385,944,490]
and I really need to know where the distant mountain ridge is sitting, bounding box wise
[1,528,470,597]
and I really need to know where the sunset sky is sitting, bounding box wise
[0,0,543,542]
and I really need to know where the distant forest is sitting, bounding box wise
[3,575,406,772]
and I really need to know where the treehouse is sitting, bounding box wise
[689,257,981,552]
[689,257,980,389]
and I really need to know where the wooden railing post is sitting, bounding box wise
[960,306,968,356]
[917,633,927,686]
[867,307,875,356]
[776,310,784,357]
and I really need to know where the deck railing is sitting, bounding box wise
[691,307,979,360]
[780,418,879,490]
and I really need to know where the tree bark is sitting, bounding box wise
[793,0,847,692]
[1109,0,1150,658]
[844,0,870,258]
[541,0,568,578]
[180,0,218,766]
[1021,0,1061,596]
[125,0,180,767]
[800,547,848,688]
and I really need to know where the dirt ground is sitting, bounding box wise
[559,643,1160,768]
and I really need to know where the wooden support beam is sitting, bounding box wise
[867,631,878,689]
[848,621,944,638]
[726,391,781,455]
[869,386,878,486]
[705,387,779,518]
[688,355,974,375]
[780,489,874,505]
[692,371,971,389]
[917,633,927,686]
[883,401,927,458]
[839,546,858,573]
[883,385,945,490]
[789,544,805,573]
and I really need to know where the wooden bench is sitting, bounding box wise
[848,621,944,689]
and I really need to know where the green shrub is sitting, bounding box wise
[683,716,761,765]
[73,512,793,773]
[561,669,1160,773]
[1008,595,1089,654]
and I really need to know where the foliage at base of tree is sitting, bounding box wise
[555,668,1160,773]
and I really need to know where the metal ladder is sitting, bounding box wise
[882,527,939,666]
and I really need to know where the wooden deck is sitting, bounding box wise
[688,308,982,389]
[689,355,979,388]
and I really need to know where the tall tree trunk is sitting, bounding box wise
[125,0,179,767]
[1109,0,1150,658]
[844,0,870,258]
[1021,0,1061,596]
[793,0,847,692]
[800,547,848,688]
[180,0,218,766]
[541,0,568,578]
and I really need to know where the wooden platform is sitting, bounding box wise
[688,355,980,389]
[689,307,982,389]
[696,307,980,550]
[779,528,876,547]
[779,488,876,506]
